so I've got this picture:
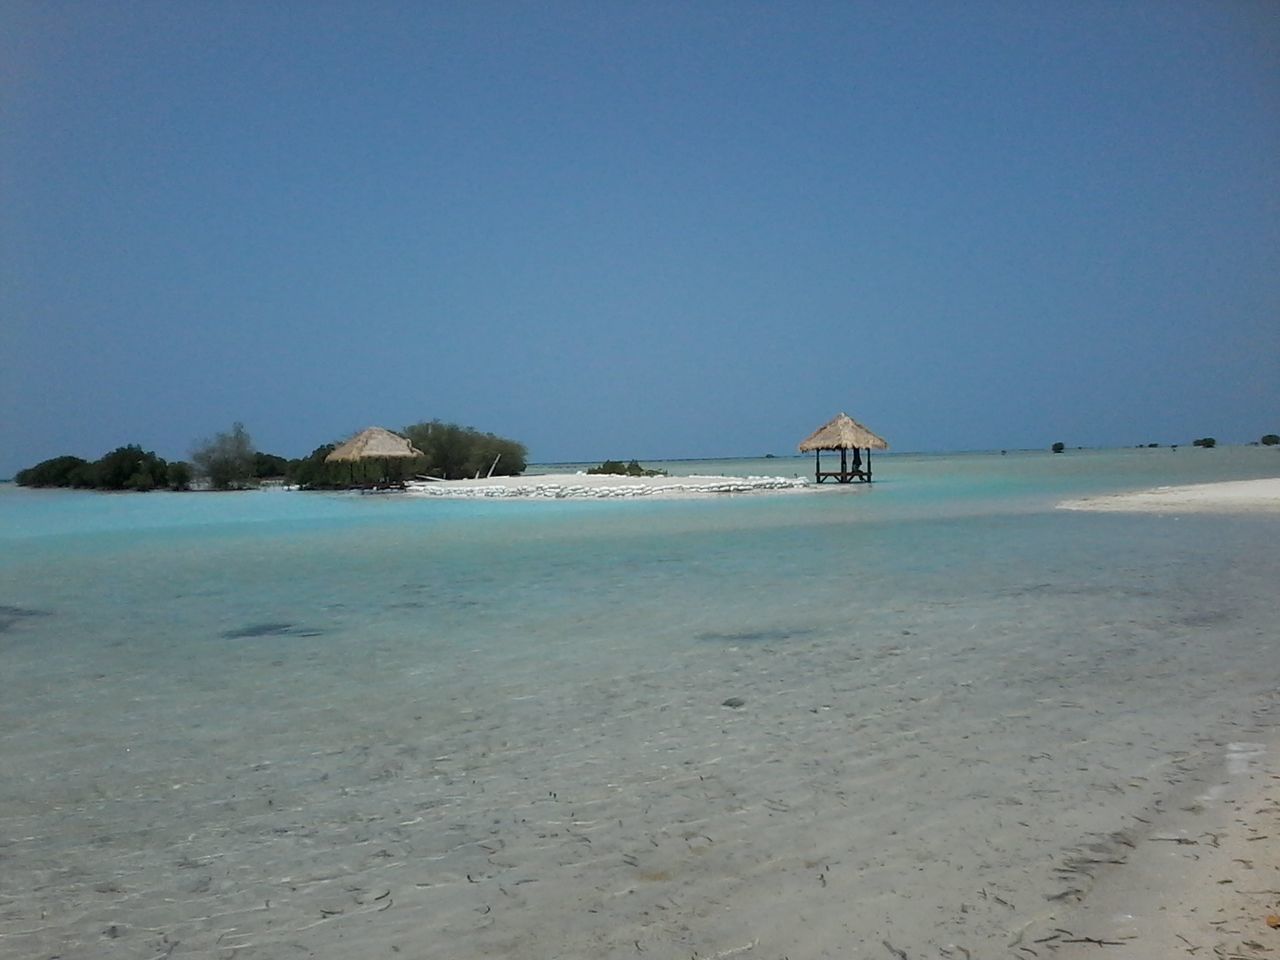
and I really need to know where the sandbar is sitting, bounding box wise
[403,472,811,499]
[1059,477,1280,513]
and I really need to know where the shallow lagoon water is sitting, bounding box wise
[1,448,1278,958]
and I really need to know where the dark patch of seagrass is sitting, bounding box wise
[221,621,324,639]
[0,605,50,634]
[696,626,816,644]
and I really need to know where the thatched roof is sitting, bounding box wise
[325,427,423,462]
[798,413,888,452]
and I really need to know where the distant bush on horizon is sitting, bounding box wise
[1262,434,1279,446]
[587,459,668,477]
[1192,437,1217,448]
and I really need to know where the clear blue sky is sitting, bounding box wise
[3,2,1277,475]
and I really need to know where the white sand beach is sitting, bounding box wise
[403,472,812,499]
[1059,477,1280,513]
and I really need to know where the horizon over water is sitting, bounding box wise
[2,448,1278,958]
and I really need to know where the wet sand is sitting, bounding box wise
[6,600,1278,960]
[1049,737,1279,959]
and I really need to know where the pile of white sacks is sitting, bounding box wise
[403,475,811,499]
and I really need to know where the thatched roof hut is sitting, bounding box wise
[326,427,423,487]
[798,413,887,483]
[798,413,888,452]
[326,427,423,463]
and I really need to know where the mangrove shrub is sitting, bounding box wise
[191,422,257,489]
[15,447,187,491]
[15,455,89,487]
[403,421,527,480]
[587,459,668,477]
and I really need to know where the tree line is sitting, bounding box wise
[14,420,527,491]
[13,447,191,491]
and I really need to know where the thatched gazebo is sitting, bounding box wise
[798,412,888,484]
[326,427,424,487]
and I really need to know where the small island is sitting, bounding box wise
[14,420,529,492]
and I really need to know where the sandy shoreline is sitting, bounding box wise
[1050,735,1280,959]
[1056,476,1280,955]
[403,472,812,499]
[1059,477,1280,513]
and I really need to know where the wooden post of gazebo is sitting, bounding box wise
[797,412,888,484]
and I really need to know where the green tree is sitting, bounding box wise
[16,447,171,491]
[403,421,527,480]
[94,445,168,491]
[15,455,89,487]
[68,460,100,488]
[167,461,192,490]
[1192,437,1217,448]
[1262,434,1279,446]
[1051,442,1065,454]
[406,421,470,479]
[288,444,341,488]
[253,452,290,478]
[191,422,256,490]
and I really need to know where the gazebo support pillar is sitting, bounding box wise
[813,447,874,483]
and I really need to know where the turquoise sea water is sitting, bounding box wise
[1,448,1278,959]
